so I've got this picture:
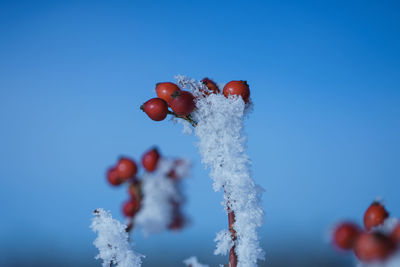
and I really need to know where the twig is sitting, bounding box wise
[228,209,238,267]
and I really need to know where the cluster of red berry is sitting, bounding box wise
[106,147,186,231]
[140,78,251,123]
[332,201,400,263]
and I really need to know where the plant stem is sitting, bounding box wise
[167,110,197,127]
[228,209,238,267]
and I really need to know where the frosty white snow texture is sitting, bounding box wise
[183,256,210,267]
[176,76,265,267]
[134,158,189,235]
[91,208,144,267]
[214,229,234,256]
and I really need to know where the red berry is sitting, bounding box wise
[116,157,138,180]
[223,80,250,103]
[168,214,185,230]
[201,78,220,95]
[169,91,195,116]
[156,82,181,103]
[106,167,123,186]
[141,98,168,121]
[354,232,396,262]
[142,147,160,172]
[122,197,141,217]
[364,202,389,231]
[391,223,400,243]
[333,222,361,250]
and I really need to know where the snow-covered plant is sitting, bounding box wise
[93,148,191,266]
[91,209,144,267]
[104,148,190,234]
[141,76,265,267]
[134,158,190,235]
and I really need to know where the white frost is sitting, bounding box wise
[91,208,144,267]
[214,229,234,256]
[176,76,265,267]
[134,158,190,235]
[183,256,209,267]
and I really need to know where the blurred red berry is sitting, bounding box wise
[169,91,195,116]
[391,223,400,243]
[156,82,181,103]
[168,214,185,230]
[333,222,361,250]
[141,98,168,121]
[116,157,138,180]
[201,78,220,95]
[223,80,250,103]
[122,197,141,217]
[364,202,389,231]
[354,232,396,262]
[142,147,160,172]
[106,167,123,186]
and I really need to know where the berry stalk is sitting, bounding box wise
[228,209,238,267]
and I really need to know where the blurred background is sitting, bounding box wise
[1,0,399,266]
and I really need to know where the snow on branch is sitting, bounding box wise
[175,76,265,267]
[91,208,144,267]
[214,229,234,256]
[134,158,190,235]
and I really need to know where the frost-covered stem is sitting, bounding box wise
[167,110,197,127]
[175,76,265,267]
[228,210,238,267]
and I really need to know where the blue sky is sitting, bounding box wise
[0,1,399,266]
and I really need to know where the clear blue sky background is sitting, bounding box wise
[0,1,399,266]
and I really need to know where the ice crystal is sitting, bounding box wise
[91,209,144,267]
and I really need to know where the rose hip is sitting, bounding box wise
[122,197,141,217]
[201,78,220,95]
[142,147,160,172]
[116,157,138,180]
[391,223,400,243]
[141,98,168,121]
[168,214,185,230]
[156,82,181,103]
[364,202,389,231]
[332,222,361,250]
[354,232,396,262]
[169,90,195,116]
[223,80,250,103]
[106,167,123,186]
